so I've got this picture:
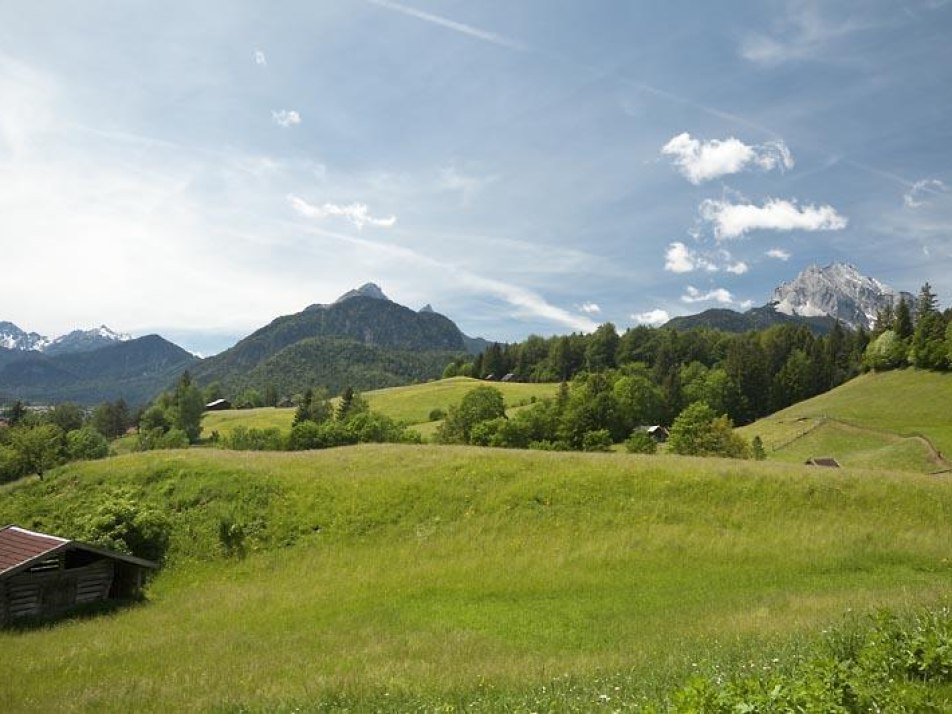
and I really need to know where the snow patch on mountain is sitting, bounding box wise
[770,263,913,331]
[0,322,131,354]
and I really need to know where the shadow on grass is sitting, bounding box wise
[2,596,148,633]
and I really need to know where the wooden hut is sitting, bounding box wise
[804,457,841,468]
[0,525,157,626]
[204,398,232,411]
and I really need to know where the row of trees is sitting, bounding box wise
[434,382,760,459]
[451,321,868,428]
[864,283,952,372]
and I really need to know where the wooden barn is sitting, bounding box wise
[0,525,157,626]
[805,457,841,468]
[204,398,232,411]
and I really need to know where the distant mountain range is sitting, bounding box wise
[0,322,131,355]
[0,335,197,406]
[1,267,914,406]
[666,263,913,334]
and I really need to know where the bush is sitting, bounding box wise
[624,429,657,454]
[428,408,446,421]
[76,489,171,563]
[66,427,110,461]
[581,429,613,452]
[668,402,750,459]
[225,426,286,451]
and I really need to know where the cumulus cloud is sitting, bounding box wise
[632,309,670,327]
[254,50,267,66]
[699,197,847,240]
[664,241,716,273]
[288,195,397,229]
[766,248,791,260]
[271,109,301,128]
[681,286,735,304]
[904,178,948,209]
[726,261,749,275]
[661,132,794,184]
[579,302,601,315]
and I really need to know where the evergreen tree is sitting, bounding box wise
[895,297,914,340]
[584,323,619,372]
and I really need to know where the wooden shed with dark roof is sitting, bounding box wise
[0,525,158,625]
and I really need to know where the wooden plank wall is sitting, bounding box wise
[0,559,116,622]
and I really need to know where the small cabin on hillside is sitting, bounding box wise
[204,398,232,411]
[0,525,158,626]
[805,457,841,468]
[646,425,669,443]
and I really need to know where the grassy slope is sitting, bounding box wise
[1,446,950,712]
[738,370,952,472]
[202,377,559,439]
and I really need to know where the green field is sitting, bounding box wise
[1,446,950,711]
[739,370,952,473]
[202,377,559,439]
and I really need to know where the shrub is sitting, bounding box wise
[624,429,657,454]
[76,489,171,563]
[581,429,613,452]
[66,427,110,461]
[668,402,750,459]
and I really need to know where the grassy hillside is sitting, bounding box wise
[738,370,952,473]
[1,446,950,711]
[202,377,559,438]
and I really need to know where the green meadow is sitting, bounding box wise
[1,445,950,711]
[739,369,952,473]
[201,376,559,439]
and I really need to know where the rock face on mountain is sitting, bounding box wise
[0,322,50,352]
[665,263,913,334]
[771,263,914,331]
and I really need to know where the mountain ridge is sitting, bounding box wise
[666,262,912,334]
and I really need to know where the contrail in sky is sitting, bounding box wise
[367,0,529,52]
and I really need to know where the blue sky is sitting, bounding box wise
[2,0,951,354]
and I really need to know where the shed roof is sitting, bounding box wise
[0,525,158,579]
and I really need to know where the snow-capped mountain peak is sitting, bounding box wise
[770,263,913,331]
[0,322,132,355]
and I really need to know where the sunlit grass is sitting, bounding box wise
[739,370,952,472]
[1,446,950,711]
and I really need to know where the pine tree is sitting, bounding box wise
[895,298,914,340]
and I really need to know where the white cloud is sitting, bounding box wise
[631,309,670,327]
[579,302,601,315]
[681,286,735,304]
[664,241,717,273]
[271,109,301,128]
[660,132,794,184]
[740,4,873,66]
[726,261,749,275]
[904,179,948,209]
[288,195,396,229]
[699,198,847,240]
[254,50,267,67]
[766,248,791,260]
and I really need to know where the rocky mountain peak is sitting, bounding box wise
[770,262,913,331]
[333,282,391,304]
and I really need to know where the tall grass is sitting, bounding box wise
[0,446,950,711]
